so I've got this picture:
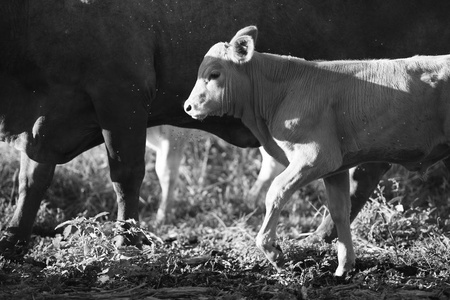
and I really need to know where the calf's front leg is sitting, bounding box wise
[247,147,285,206]
[255,152,328,271]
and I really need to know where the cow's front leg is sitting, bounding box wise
[255,153,325,271]
[0,152,55,257]
[323,170,355,276]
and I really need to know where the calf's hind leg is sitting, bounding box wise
[323,170,355,276]
[151,126,186,225]
[309,162,391,243]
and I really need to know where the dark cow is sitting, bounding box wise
[184,26,450,275]
[1,0,449,256]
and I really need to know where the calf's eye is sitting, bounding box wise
[209,72,220,80]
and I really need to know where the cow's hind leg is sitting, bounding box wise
[104,125,147,247]
[0,153,55,258]
[323,170,355,276]
[94,89,149,247]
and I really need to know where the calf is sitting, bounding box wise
[184,26,450,276]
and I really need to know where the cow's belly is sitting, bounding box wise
[12,122,104,165]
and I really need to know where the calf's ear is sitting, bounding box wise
[232,25,258,43]
[229,26,257,63]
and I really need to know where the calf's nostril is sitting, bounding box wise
[185,104,192,112]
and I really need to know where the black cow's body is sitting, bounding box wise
[1,0,450,254]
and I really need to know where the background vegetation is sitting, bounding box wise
[0,132,449,299]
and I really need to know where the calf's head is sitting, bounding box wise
[184,26,258,120]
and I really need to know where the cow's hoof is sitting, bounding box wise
[113,233,144,249]
[113,230,161,249]
[0,234,29,261]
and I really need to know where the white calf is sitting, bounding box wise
[184,26,450,276]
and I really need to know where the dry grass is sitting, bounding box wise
[0,137,450,299]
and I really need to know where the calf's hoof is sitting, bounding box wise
[299,232,327,246]
[300,217,337,245]
[154,210,175,227]
[155,209,167,226]
[259,242,285,272]
[334,260,355,277]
